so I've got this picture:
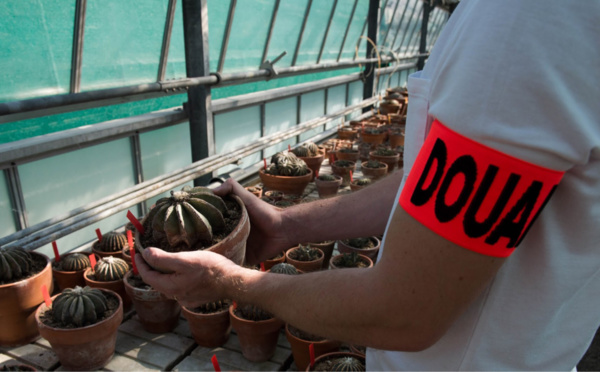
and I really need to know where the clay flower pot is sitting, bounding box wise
[229,305,284,362]
[369,150,401,172]
[285,246,324,273]
[389,130,405,148]
[337,237,381,263]
[84,267,132,313]
[337,127,357,141]
[298,152,325,182]
[304,241,336,269]
[263,251,285,271]
[305,351,366,371]
[335,149,360,163]
[349,179,371,192]
[51,252,89,292]
[259,168,313,196]
[360,130,386,145]
[329,253,373,270]
[330,161,356,187]
[122,247,132,266]
[123,271,180,333]
[360,161,388,179]
[245,186,263,198]
[378,100,402,115]
[314,175,342,198]
[0,252,53,347]
[285,324,341,371]
[182,302,231,348]
[35,288,123,371]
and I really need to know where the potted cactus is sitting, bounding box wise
[230,263,299,362]
[285,245,324,273]
[182,299,232,348]
[52,252,91,292]
[259,152,313,196]
[337,237,381,262]
[244,185,262,198]
[331,160,356,187]
[263,251,285,271]
[360,127,386,145]
[360,160,388,179]
[329,252,373,270]
[350,178,373,192]
[369,147,401,172]
[335,147,360,163]
[84,256,132,312]
[388,126,405,148]
[92,231,129,259]
[286,324,341,371]
[378,99,402,115]
[314,174,342,198]
[0,246,53,347]
[35,286,123,370]
[337,126,358,141]
[306,351,366,371]
[304,241,336,269]
[292,142,324,181]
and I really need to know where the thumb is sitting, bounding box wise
[141,247,181,274]
[212,178,236,197]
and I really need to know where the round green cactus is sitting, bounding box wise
[93,256,129,281]
[62,253,90,272]
[143,186,228,252]
[317,174,338,182]
[94,232,128,253]
[292,146,310,158]
[270,262,298,275]
[266,152,309,176]
[330,356,366,372]
[0,246,33,283]
[51,286,109,327]
[305,142,320,156]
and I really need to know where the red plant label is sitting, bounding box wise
[260,262,265,272]
[95,228,102,241]
[128,230,139,275]
[42,285,52,307]
[89,254,96,269]
[309,343,315,367]
[211,354,221,372]
[126,210,145,235]
[399,120,564,257]
[264,158,267,170]
[52,241,60,262]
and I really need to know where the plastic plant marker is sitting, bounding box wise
[315,169,319,178]
[350,171,354,183]
[126,210,145,235]
[260,262,265,272]
[309,343,315,367]
[89,254,97,269]
[128,231,139,275]
[330,154,335,164]
[42,285,52,307]
[211,354,221,372]
[288,144,292,152]
[264,158,267,170]
[95,228,102,241]
[52,241,60,262]
[232,301,237,309]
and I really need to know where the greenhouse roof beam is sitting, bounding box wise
[382,0,402,48]
[395,0,419,54]
[157,0,178,82]
[390,0,411,53]
[261,0,281,67]
[69,0,87,94]
[291,0,313,66]
[337,0,359,62]
[217,0,237,73]
[316,0,338,64]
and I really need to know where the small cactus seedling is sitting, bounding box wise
[317,174,338,182]
[363,160,385,169]
[291,146,310,158]
[346,238,375,249]
[330,356,366,371]
[335,252,366,268]
[0,246,33,283]
[51,286,109,327]
[62,253,90,272]
[333,160,354,168]
[237,303,273,321]
[270,262,298,275]
[338,148,358,154]
[194,300,230,314]
[93,256,129,281]
[373,147,397,156]
[353,178,372,187]
[266,152,309,176]
[289,245,321,262]
[94,232,128,253]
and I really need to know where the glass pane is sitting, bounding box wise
[294,1,336,66]
[140,122,193,208]
[80,0,166,91]
[338,0,369,61]
[265,0,309,68]
[214,106,261,174]
[264,98,297,158]
[299,90,325,141]
[396,0,422,55]
[346,80,364,121]
[207,0,233,72]
[0,171,16,238]
[222,0,275,72]
[380,0,408,52]
[0,0,74,102]
[165,0,186,80]
[327,85,347,130]
[319,0,354,63]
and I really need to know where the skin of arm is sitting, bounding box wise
[137,168,506,351]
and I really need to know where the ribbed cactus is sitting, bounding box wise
[330,357,366,372]
[270,262,298,275]
[195,300,230,314]
[292,142,320,158]
[62,253,90,272]
[266,152,309,176]
[93,256,129,281]
[0,246,33,283]
[94,232,128,253]
[143,186,228,252]
[289,245,321,262]
[51,286,109,327]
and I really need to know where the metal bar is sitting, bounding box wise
[381,0,401,48]
[353,17,368,61]
[390,0,411,52]
[183,0,214,186]
[217,0,236,73]
[336,0,359,62]
[4,166,28,230]
[362,0,380,112]
[316,0,338,64]
[291,0,313,66]
[129,134,147,217]
[296,95,301,146]
[260,103,265,163]
[261,0,280,65]
[324,87,329,130]
[69,0,87,94]
[157,0,178,81]
[2,98,377,250]
[417,1,430,70]
[395,0,418,55]
[405,3,424,56]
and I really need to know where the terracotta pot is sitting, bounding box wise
[335,149,360,163]
[337,128,357,141]
[329,253,373,269]
[229,305,284,362]
[285,324,341,371]
[298,153,324,181]
[182,304,231,348]
[245,186,262,198]
[135,194,250,272]
[305,351,365,371]
[263,252,286,271]
[369,150,401,172]
[360,161,388,179]
[304,241,336,269]
[314,175,342,198]
[35,288,123,371]
[285,247,324,273]
[349,344,367,356]
[389,131,405,148]
[84,268,132,313]
[330,161,356,187]
[0,252,53,347]
[91,241,124,260]
[259,168,313,196]
[52,252,89,292]
[123,271,180,333]
[379,100,401,115]
[349,180,369,192]
[337,237,381,263]
[122,247,132,266]
[360,131,386,145]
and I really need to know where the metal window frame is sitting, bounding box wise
[291,0,313,66]
[316,0,338,64]
[69,0,87,94]
[390,0,411,52]
[217,0,237,73]
[261,0,281,65]
[394,0,419,55]
[336,0,359,62]
[157,0,178,81]
[381,0,402,48]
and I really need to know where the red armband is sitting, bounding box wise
[399,120,564,257]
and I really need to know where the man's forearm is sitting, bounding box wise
[282,169,404,245]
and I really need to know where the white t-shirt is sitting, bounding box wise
[368,1,600,370]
